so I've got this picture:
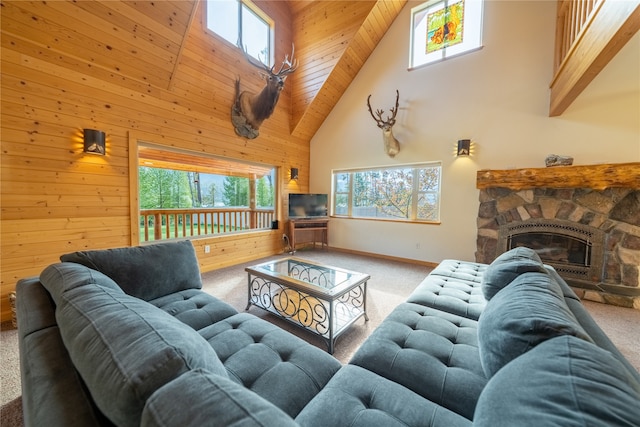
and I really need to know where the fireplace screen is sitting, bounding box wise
[508,233,591,268]
[498,220,604,285]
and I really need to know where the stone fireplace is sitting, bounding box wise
[475,162,640,309]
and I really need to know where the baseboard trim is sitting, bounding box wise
[328,246,439,268]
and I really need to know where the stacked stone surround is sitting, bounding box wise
[476,187,640,309]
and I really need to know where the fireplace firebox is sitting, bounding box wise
[498,220,604,286]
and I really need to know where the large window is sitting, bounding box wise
[409,0,484,69]
[332,163,441,223]
[206,0,273,65]
[137,144,276,242]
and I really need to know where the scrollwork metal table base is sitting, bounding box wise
[245,258,369,354]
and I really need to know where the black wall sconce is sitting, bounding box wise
[457,139,471,156]
[290,167,299,180]
[84,129,106,155]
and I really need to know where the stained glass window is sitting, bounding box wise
[410,0,484,69]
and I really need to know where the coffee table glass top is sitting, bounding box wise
[246,257,369,294]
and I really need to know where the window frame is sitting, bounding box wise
[331,162,442,224]
[131,140,279,245]
[409,0,484,70]
[205,0,274,66]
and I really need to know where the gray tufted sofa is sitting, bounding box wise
[17,242,640,426]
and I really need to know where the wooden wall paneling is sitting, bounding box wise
[0,0,307,322]
[83,1,189,45]
[2,3,174,88]
[0,36,166,100]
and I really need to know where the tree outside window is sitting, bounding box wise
[136,144,276,242]
[332,163,441,222]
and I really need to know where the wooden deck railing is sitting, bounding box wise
[140,208,275,242]
[550,0,640,116]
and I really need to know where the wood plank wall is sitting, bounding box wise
[0,1,307,323]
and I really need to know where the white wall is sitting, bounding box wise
[309,0,640,263]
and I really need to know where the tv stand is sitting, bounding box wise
[288,218,329,253]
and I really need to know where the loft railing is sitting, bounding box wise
[140,208,275,242]
[553,0,603,72]
[550,0,640,116]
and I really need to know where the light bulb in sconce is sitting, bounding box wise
[456,139,471,157]
[83,129,106,155]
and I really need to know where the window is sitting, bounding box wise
[332,163,442,223]
[409,0,484,69]
[137,143,276,242]
[206,0,273,65]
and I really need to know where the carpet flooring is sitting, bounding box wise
[2,248,639,426]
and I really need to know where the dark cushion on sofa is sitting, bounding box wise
[149,289,238,331]
[198,312,342,418]
[481,246,548,300]
[60,241,202,301]
[296,365,472,427]
[349,303,486,420]
[141,368,298,427]
[474,335,640,427]
[406,275,486,320]
[40,262,227,427]
[478,271,592,377]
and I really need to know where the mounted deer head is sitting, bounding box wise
[367,90,400,158]
[231,44,298,139]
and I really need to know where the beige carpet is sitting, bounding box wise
[2,248,640,426]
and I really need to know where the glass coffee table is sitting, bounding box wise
[245,257,369,354]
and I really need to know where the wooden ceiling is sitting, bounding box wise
[2,0,405,143]
[138,145,274,178]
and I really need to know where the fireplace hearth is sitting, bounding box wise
[476,163,640,309]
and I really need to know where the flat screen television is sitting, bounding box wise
[288,193,329,219]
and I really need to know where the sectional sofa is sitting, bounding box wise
[17,241,640,426]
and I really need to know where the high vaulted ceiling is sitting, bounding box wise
[2,0,406,143]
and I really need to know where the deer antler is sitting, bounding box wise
[272,44,298,77]
[240,45,272,73]
[367,90,399,129]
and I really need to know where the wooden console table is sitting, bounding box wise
[288,219,329,253]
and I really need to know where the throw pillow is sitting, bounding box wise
[142,369,298,427]
[477,271,592,377]
[60,240,202,301]
[40,263,227,427]
[474,335,640,427]
[481,246,548,300]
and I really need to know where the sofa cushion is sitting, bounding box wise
[349,303,486,420]
[149,289,238,331]
[296,365,472,427]
[198,312,342,418]
[142,369,298,427]
[60,240,202,301]
[474,335,640,427]
[40,262,227,427]
[481,246,548,300]
[406,275,486,320]
[430,259,488,284]
[477,271,592,377]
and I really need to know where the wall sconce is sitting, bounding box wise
[83,129,106,155]
[457,139,471,156]
[290,167,299,180]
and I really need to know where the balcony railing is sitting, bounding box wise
[554,0,603,73]
[140,208,275,242]
[550,0,640,116]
